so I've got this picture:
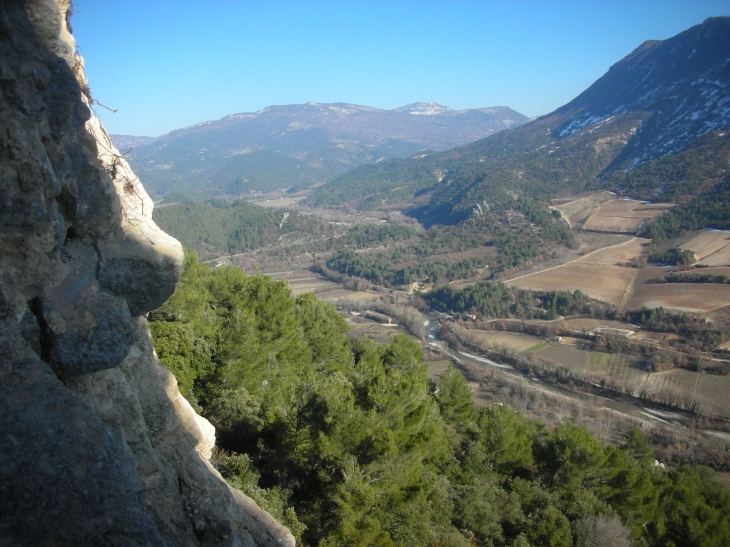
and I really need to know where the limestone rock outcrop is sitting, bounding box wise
[0,1,294,545]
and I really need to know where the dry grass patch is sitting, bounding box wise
[627,283,730,313]
[582,199,672,233]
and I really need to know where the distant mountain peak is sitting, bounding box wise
[121,101,530,197]
[394,102,454,115]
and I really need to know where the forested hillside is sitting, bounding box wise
[149,251,730,546]
[124,102,528,197]
[306,18,730,229]
[152,200,335,255]
[322,196,575,285]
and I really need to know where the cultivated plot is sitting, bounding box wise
[680,230,730,266]
[463,327,729,418]
[551,191,615,227]
[582,199,672,233]
[697,374,730,418]
[344,317,410,345]
[465,330,547,352]
[626,283,730,313]
[505,239,647,306]
[537,345,589,371]
[265,268,337,295]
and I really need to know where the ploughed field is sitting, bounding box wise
[503,238,648,306]
[627,282,730,313]
[552,191,615,227]
[500,233,730,313]
[680,230,730,266]
[582,199,673,233]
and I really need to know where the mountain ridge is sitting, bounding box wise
[116,101,529,196]
[308,17,730,226]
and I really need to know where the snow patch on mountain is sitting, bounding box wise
[395,102,455,115]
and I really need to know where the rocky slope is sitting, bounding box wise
[552,16,730,169]
[0,1,293,545]
[119,101,528,196]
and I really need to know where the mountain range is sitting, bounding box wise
[114,102,529,197]
[308,17,730,225]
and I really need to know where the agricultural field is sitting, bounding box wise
[504,239,647,305]
[537,345,589,372]
[696,374,730,418]
[465,330,548,352]
[581,199,673,233]
[254,196,308,209]
[262,264,385,306]
[581,237,650,264]
[460,326,730,418]
[626,282,730,313]
[506,263,636,305]
[551,191,615,227]
[680,230,730,266]
[264,267,339,295]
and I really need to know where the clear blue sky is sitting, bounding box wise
[72,1,730,137]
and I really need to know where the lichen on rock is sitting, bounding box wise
[0,1,294,545]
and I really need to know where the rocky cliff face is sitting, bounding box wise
[0,1,294,545]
